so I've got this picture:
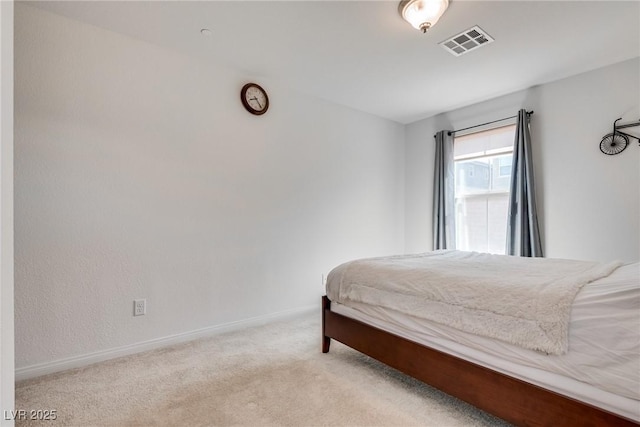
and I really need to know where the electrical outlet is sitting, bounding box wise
[133,299,146,316]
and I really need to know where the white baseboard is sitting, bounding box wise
[15,304,316,381]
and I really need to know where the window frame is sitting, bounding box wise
[453,124,516,254]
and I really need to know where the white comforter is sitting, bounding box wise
[327,253,639,402]
[327,250,621,355]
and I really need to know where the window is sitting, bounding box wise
[498,155,512,177]
[454,125,516,254]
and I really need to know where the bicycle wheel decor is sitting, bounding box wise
[599,132,629,156]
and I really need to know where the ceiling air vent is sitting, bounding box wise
[440,25,494,57]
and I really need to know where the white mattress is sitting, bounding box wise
[328,262,640,421]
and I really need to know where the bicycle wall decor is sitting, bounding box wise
[600,118,640,155]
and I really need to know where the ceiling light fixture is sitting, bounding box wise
[398,0,449,33]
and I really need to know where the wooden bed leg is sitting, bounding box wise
[322,296,331,353]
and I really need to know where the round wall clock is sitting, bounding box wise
[240,83,269,115]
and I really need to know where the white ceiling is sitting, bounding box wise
[27,1,640,124]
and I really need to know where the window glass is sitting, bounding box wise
[454,124,516,254]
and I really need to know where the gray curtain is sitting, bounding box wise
[506,110,543,257]
[432,130,455,250]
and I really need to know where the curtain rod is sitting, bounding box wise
[433,110,534,138]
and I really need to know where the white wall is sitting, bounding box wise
[405,58,640,263]
[1,0,15,422]
[14,4,405,370]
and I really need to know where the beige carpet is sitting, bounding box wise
[16,312,511,427]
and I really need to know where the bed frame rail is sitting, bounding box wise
[322,296,638,427]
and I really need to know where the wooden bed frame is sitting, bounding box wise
[322,296,639,427]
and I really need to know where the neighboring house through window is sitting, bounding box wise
[454,124,516,254]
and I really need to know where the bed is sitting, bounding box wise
[321,250,639,426]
